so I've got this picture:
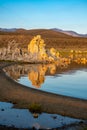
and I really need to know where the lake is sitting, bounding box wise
[3,61,87,100]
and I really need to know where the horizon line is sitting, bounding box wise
[0,27,87,35]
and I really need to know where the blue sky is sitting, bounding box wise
[0,0,87,34]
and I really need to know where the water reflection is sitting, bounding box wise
[0,102,82,129]
[4,60,87,99]
[4,62,70,88]
[4,60,87,88]
[28,65,47,88]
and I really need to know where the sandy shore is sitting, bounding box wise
[0,61,87,121]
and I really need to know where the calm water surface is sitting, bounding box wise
[4,61,87,100]
[0,101,82,129]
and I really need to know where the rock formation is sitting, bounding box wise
[0,40,30,62]
[50,48,59,59]
[28,35,48,61]
[0,35,60,63]
[28,35,60,62]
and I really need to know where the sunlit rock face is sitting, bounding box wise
[49,48,59,61]
[28,35,48,61]
[0,35,60,63]
[1,35,87,63]
[28,35,60,62]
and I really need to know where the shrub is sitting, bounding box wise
[29,103,42,113]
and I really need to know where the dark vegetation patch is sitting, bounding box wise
[29,103,42,113]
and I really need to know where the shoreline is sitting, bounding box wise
[0,122,87,130]
[0,61,87,120]
[0,122,86,130]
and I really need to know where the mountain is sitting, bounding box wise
[51,28,87,37]
[0,27,87,37]
[0,28,17,32]
[0,28,71,38]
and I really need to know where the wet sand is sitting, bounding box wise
[0,61,87,121]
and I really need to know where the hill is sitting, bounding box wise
[0,27,87,37]
[0,28,17,32]
[0,29,87,51]
[51,28,87,37]
[0,28,71,38]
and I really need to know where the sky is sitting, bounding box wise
[0,0,87,34]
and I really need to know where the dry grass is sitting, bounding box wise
[0,29,87,51]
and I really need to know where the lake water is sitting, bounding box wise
[0,101,82,129]
[4,61,87,100]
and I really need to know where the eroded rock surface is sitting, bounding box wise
[28,35,60,62]
[0,35,60,63]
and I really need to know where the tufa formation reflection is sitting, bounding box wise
[4,63,69,88]
[28,65,47,88]
[4,58,87,89]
